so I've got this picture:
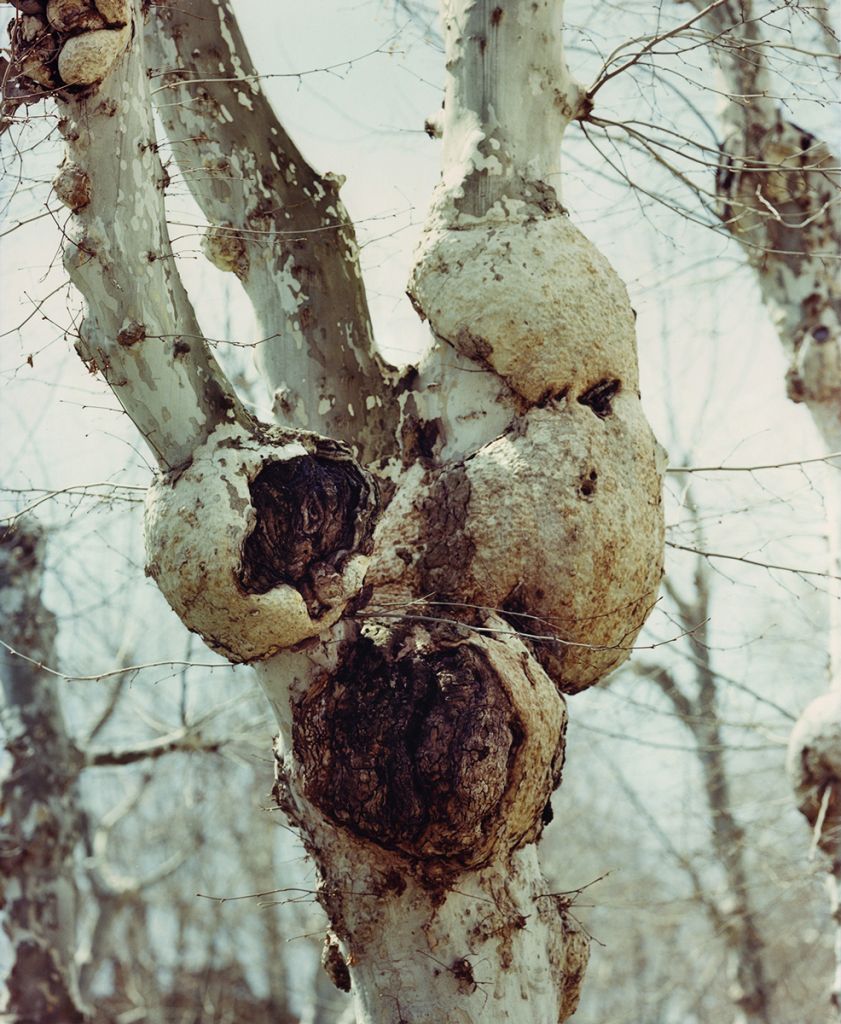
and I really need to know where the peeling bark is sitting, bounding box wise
[691,1,841,416]
[3,2,668,1020]
[371,388,664,693]
[394,0,664,693]
[143,0,398,463]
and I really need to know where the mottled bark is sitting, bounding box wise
[48,0,253,470]
[144,0,397,463]
[692,0,841,430]
[0,524,88,1024]
[2,2,666,1021]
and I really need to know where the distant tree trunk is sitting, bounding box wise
[689,1,841,1016]
[0,524,88,1024]
[644,543,772,1024]
[4,2,665,1020]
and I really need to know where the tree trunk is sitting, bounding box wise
[685,2,841,1015]
[640,526,772,1024]
[4,2,665,1020]
[0,524,88,1024]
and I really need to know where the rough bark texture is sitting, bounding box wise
[292,619,565,866]
[370,401,664,693]
[0,525,88,1023]
[260,620,588,1024]
[395,0,665,697]
[4,1,667,1020]
[144,422,378,663]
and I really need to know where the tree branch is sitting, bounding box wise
[630,661,695,721]
[50,2,253,470]
[85,726,225,767]
[144,0,398,463]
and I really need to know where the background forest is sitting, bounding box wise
[1,1,838,1022]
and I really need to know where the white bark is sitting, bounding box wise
[4,3,667,1020]
[685,1,841,442]
[50,0,253,470]
[143,0,397,463]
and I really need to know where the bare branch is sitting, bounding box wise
[587,0,731,96]
[85,726,225,767]
[668,452,841,472]
[667,540,840,580]
[630,661,694,721]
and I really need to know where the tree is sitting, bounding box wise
[1,1,666,1021]
[664,2,841,1012]
[1,521,273,1023]
[0,523,87,1023]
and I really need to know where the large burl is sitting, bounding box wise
[370,209,665,694]
[144,423,378,663]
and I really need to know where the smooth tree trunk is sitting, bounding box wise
[4,2,665,1021]
[0,524,88,1024]
[683,3,841,1015]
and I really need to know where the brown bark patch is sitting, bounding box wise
[321,934,351,993]
[292,625,522,865]
[7,941,86,1024]
[417,463,474,599]
[238,454,376,616]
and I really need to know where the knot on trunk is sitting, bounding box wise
[239,455,372,617]
[144,424,378,663]
[4,1,130,100]
[292,619,566,869]
[407,215,640,406]
[369,403,665,693]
